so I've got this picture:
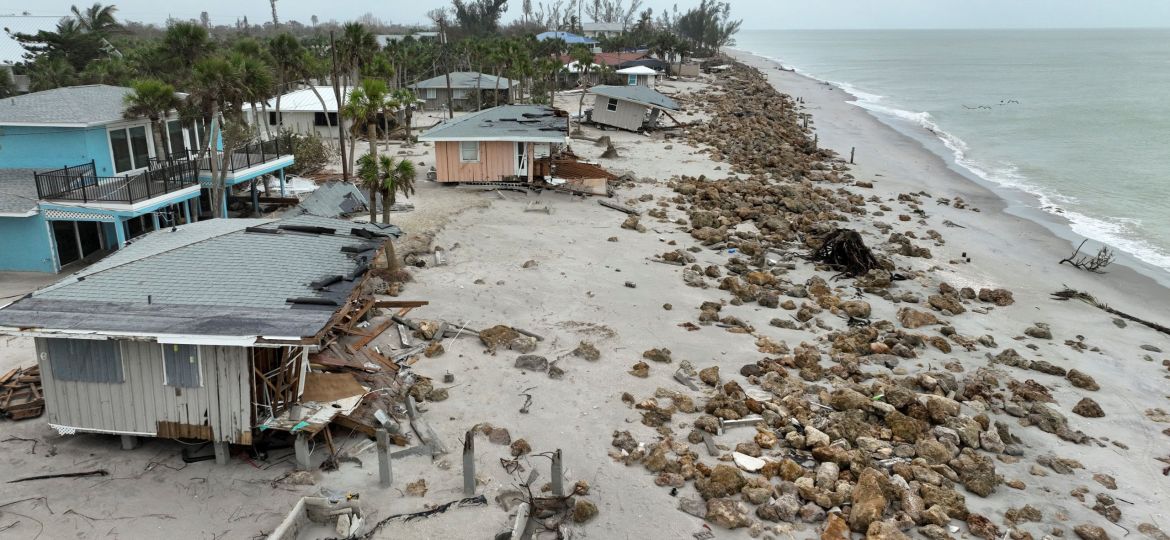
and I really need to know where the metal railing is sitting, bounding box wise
[193,138,289,175]
[34,158,200,204]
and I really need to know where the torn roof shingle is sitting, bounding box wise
[589,85,679,111]
[0,85,135,127]
[418,105,568,143]
[0,214,402,340]
[287,182,369,219]
[0,169,40,215]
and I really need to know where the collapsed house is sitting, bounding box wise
[587,85,681,132]
[0,214,400,463]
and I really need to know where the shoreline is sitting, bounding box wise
[728,47,1170,292]
[729,48,1170,323]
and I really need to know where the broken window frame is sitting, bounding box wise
[606,98,619,112]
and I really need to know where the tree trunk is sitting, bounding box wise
[151,117,167,162]
[259,101,273,140]
[506,72,513,105]
[367,123,378,223]
[381,181,391,224]
[494,69,502,107]
[443,68,455,118]
[206,109,224,219]
[329,31,349,180]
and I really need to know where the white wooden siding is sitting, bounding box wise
[36,339,253,443]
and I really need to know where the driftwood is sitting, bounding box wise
[1051,288,1170,337]
[811,229,881,277]
[346,495,487,539]
[1059,239,1114,273]
[9,470,109,483]
[598,200,640,215]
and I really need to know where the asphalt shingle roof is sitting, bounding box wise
[589,85,680,111]
[411,72,519,90]
[0,215,402,340]
[0,168,39,215]
[418,105,568,143]
[0,85,133,126]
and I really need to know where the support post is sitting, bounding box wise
[551,448,564,497]
[850,146,855,164]
[463,430,476,496]
[279,168,287,197]
[294,432,310,471]
[509,502,531,540]
[120,435,138,450]
[114,218,127,248]
[376,428,393,487]
[405,395,418,419]
[213,441,229,465]
[150,212,160,231]
[181,199,191,224]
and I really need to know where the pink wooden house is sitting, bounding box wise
[419,105,569,184]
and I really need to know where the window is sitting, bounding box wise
[424,88,437,99]
[459,141,479,162]
[314,112,339,126]
[606,98,619,112]
[166,120,186,157]
[627,74,638,86]
[268,112,282,125]
[163,344,201,388]
[109,125,153,173]
[44,338,123,383]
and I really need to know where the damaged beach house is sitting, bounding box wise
[418,104,614,195]
[587,84,681,132]
[0,214,402,465]
[0,84,294,273]
[409,72,519,111]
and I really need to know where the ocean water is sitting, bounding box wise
[735,29,1170,274]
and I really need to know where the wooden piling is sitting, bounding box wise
[463,430,476,496]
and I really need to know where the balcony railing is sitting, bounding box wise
[190,138,290,175]
[34,158,200,205]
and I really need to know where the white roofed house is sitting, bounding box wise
[615,65,659,88]
[255,86,352,143]
[581,22,627,39]
[587,85,680,132]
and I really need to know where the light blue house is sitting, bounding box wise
[535,31,599,45]
[0,85,294,273]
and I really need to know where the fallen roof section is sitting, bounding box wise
[589,85,680,111]
[286,181,369,219]
[418,105,568,143]
[0,215,402,344]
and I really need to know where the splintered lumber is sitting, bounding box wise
[352,319,396,349]
[373,300,429,309]
[1,365,44,420]
[598,199,640,215]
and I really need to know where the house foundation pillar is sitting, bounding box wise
[294,433,310,471]
[120,435,138,450]
[279,169,286,197]
[213,441,230,465]
[114,218,127,247]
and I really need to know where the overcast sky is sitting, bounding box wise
[8,0,1170,30]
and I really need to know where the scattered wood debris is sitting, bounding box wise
[0,365,44,420]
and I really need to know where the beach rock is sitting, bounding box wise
[487,427,511,445]
[757,494,801,522]
[821,513,851,540]
[977,288,1014,306]
[842,300,872,318]
[1093,473,1117,490]
[629,361,649,378]
[510,439,531,457]
[850,468,889,532]
[966,514,1001,540]
[921,484,968,520]
[1067,369,1100,391]
[572,499,598,523]
[643,347,672,363]
[480,325,522,352]
[800,503,827,523]
[573,341,600,361]
[1073,397,1105,417]
[706,498,750,529]
[621,215,641,230]
[696,464,747,500]
[1006,505,1043,524]
[699,366,720,386]
[655,472,686,487]
[951,448,997,497]
[406,479,427,497]
[928,294,965,315]
[424,342,445,358]
[679,497,708,519]
[1025,323,1053,339]
[1074,524,1111,540]
[867,520,911,540]
[734,452,767,473]
[898,307,940,329]
[514,355,549,372]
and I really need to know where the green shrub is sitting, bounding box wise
[278,130,332,176]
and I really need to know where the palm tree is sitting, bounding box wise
[71,3,120,35]
[342,79,394,223]
[268,33,302,133]
[570,45,594,120]
[391,88,418,143]
[237,54,275,141]
[29,56,78,92]
[359,154,417,225]
[123,79,181,161]
[191,55,247,218]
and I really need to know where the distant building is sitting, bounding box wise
[257,86,353,141]
[418,105,568,185]
[410,72,519,111]
[588,85,679,132]
[535,31,598,45]
[616,65,659,88]
[0,215,400,462]
[581,22,626,39]
[374,32,442,47]
[0,85,293,273]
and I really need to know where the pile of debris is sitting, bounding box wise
[0,365,43,420]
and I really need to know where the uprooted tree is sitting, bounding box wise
[1059,239,1115,273]
[811,229,883,277]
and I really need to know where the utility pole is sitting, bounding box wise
[269,0,279,26]
[330,31,349,180]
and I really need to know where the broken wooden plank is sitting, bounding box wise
[598,199,640,215]
[373,300,430,309]
[352,319,396,349]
